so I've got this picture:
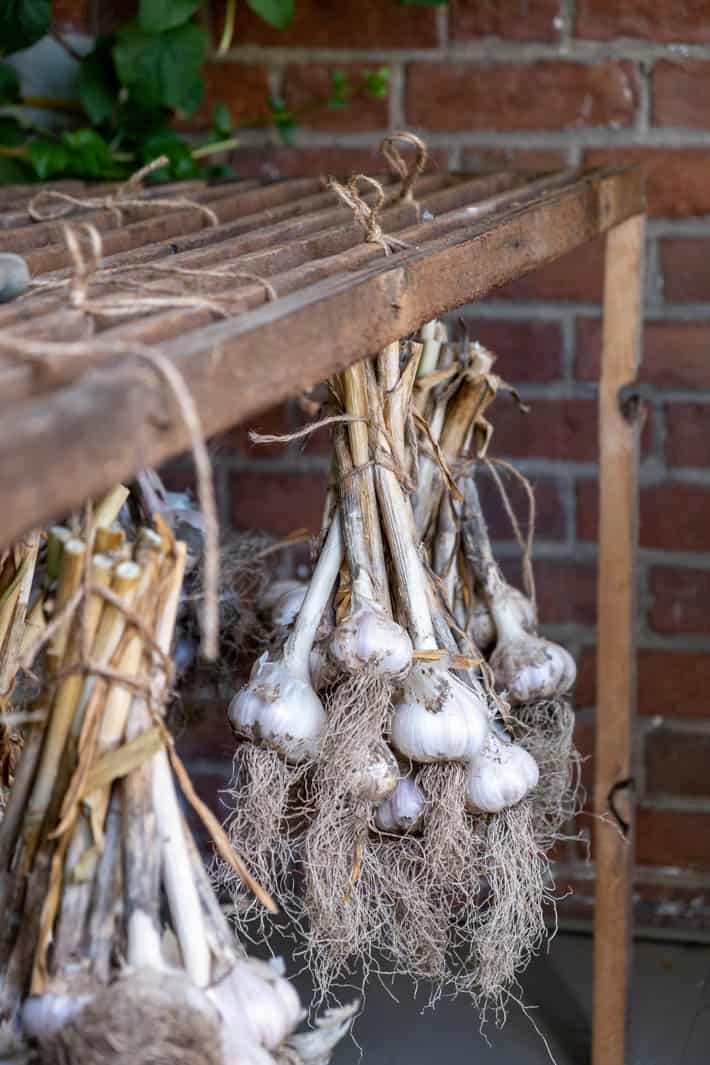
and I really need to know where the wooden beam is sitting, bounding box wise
[592,213,645,1065]
[0,168,643,547]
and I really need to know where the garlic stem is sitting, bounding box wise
[367,361,436,651]
[283,515,343,677]
[417,319,442,378]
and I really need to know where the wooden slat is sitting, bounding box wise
[592,213,645,1065]
[0,166,643,547]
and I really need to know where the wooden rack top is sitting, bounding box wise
[0,165,643,548]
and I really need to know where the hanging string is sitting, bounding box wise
[380,130,428,211]
[483,456,537,614]
[28,155,219,227]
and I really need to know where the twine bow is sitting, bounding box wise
[327,174,410,257]
[28,155,219,227]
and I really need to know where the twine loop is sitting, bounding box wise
[28,155,219,227]
[380,131,428,205]
[327,174,410,257]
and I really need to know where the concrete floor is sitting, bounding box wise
[276,932,710,1064]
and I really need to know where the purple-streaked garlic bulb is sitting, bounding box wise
[374,775,426,833]
[469,585,535,652]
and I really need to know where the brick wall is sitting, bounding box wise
[56,1,710,932]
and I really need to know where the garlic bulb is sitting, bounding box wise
[469,586,535,652]
[391,662,489,763]
[229,651,326,763]
[22,990,94,1041]
[489,583,575,704]
[329,592,412,679]
[374,774,425,833]
[464,726,539,813]
[351,741,399,802]
[229,517,344,762]
[209,957,303,1056]
[269,584,307,629]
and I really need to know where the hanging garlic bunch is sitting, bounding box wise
[464,723,539,814]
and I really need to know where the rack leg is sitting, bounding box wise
[592,213,645,1065]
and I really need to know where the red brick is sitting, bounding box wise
[232,145,448,182]
[649,566,710,634]
[636,806,710,872]
[406,61,637,132]
[661,238,710,302]
[579,480,710,550]
[229,470,328,536]
[181,62,270,130]
[535,559,597,626]
[652,60,710,129]
[52,0,92,31]
[477,473,566,542]
[646,729,710,798]
[494,235,604,302]
[461,147,568,172]
[451,0,561,42]
[638,650,710,718]
[215,0,437,48]
[493,397,597,462]
[577,1,710,42]
[665,402,710,467]
[456,318,563,381]
[576,318,710,387]
[584,147,710,218]
[283,64,388,133]
[575,647,596,708]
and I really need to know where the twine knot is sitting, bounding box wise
[380,131,428,206]
[327,174,409,257]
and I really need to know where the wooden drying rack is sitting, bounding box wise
[0,165,644,1065]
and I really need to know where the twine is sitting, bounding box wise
[380,131,428,207]
[483,457,537,613]
[28,155,219,227]
[327,174,410,257]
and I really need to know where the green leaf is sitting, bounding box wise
[0,0,50,56]
[0,115,25,146]
[0,62,20,104]
[113,20,206,112]
[61,129,113,178]
[362,67,389,99]
[78,38,119,125]
[0,156,30,183]
[27,138,71,181]
[247,0,294,30]
[140,129,199,181]
[205,162,236,181]
[138,0,199,32]
[176,76,204,118]
[212,101,232,139]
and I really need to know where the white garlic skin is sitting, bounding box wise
[470,587,535,651]
[491,635,576,705]
[260,579,305,614]
[351,741,399,803]
[329,595,413,679]
[229,652,326,762]
[464,730,539,813]
[209,957,303,1058]
[374,775,426,833]
[22,991,93,1041]
[269,585,307,629]
[391,662,489,763]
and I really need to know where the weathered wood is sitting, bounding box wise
[0,171,579,408]
[0,166,643,547]
[592,213,644,1065]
